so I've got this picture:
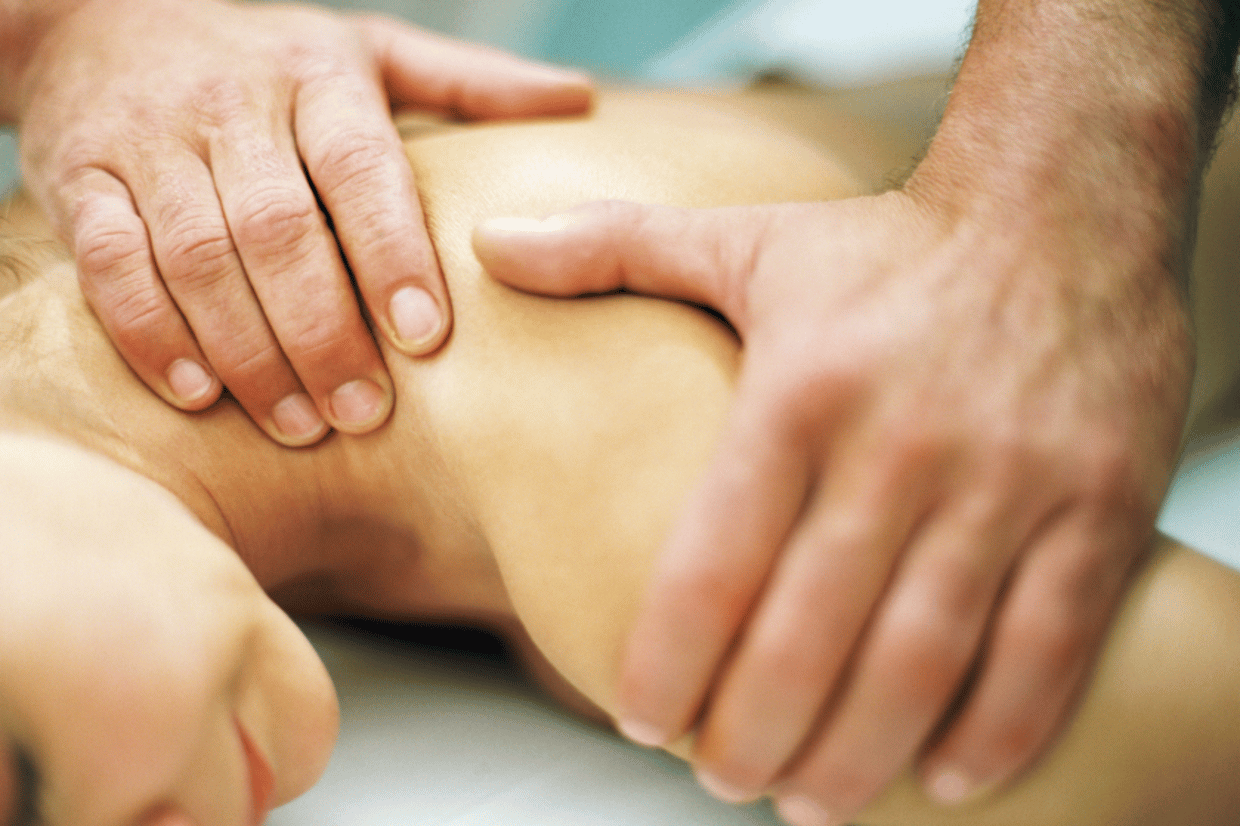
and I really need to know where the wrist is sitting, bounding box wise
[904,0,1236,292]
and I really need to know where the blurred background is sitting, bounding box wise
[0,0,977,196]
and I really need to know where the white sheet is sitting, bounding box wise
[270,625,783,825]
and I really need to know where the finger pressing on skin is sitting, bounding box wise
[918,512,1132,807]
[65,168,223,411]
[691,464,933,804]
[131,153,326,445]
[770,495,1030,826]
[616,368,814,749]
[293,67,447,356]
[473,202,767,328]
[360,15,593,119]
[210,124,392,438]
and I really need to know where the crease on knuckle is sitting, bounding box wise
[885,592,977,699]
[190,75,253,127]
[232,188,321,254]
[93,282,169,350]
[211,337,288,390]
[75,222,149,286]
[311,129,393,199]
[160,220,236,292]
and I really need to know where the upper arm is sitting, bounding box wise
[395,91,861,710]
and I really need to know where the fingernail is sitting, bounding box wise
[695,768,756,804]
[479,214,575,235]
[776,795,834,826]
[389,286,442,348]
[926,767,976,806]
[271,393,328,444]
[167,359,214,404]
[617,717,669,748]
[329,378,388,430]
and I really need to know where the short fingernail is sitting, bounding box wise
[330,378,389,430]
[271,393,328,444]
[926,767,976,806]
[389,286,442,349]
[167,359,215,405]
[479,214,575,235]
[776,795,834,826]
[695,768,756,804]
[617,717,669,748]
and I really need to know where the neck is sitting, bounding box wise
[0,244,511,623]
[158,394,513,625]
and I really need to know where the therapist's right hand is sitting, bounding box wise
[7,0,590,446]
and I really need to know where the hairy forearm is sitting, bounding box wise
[0,0,90,121]
[910,0,1240,281]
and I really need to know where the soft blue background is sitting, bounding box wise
[0,127,15,197]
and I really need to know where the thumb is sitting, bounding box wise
[472,200,767,328]
[359,15,593,119]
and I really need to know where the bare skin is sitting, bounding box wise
[1,91,1239,826]
[1,0,591,445]
[475,5,1239,821]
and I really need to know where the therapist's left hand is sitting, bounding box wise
[473,186,1190,823]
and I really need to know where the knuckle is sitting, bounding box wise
[80,272,169,355]
[885,593,978,696]
[75,220,149,284]
[159,219,236,292]
[232,187,321,254]
[922,554,991,628]
[279,310,361,370]
[210,337,289,393]
[190,75,254,126]
[311,128,392,194]
[756,636,825,696]
[763,359,863,444]
[665,564,755,638]
[890,422,952,471]
[980,428,1034,484]
[1013,606,1090,679]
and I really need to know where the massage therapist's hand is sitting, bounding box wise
[474,148,1193,820]
[5,0,590,446]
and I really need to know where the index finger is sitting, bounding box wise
[616,366,814,747]
[359,15,593,119]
